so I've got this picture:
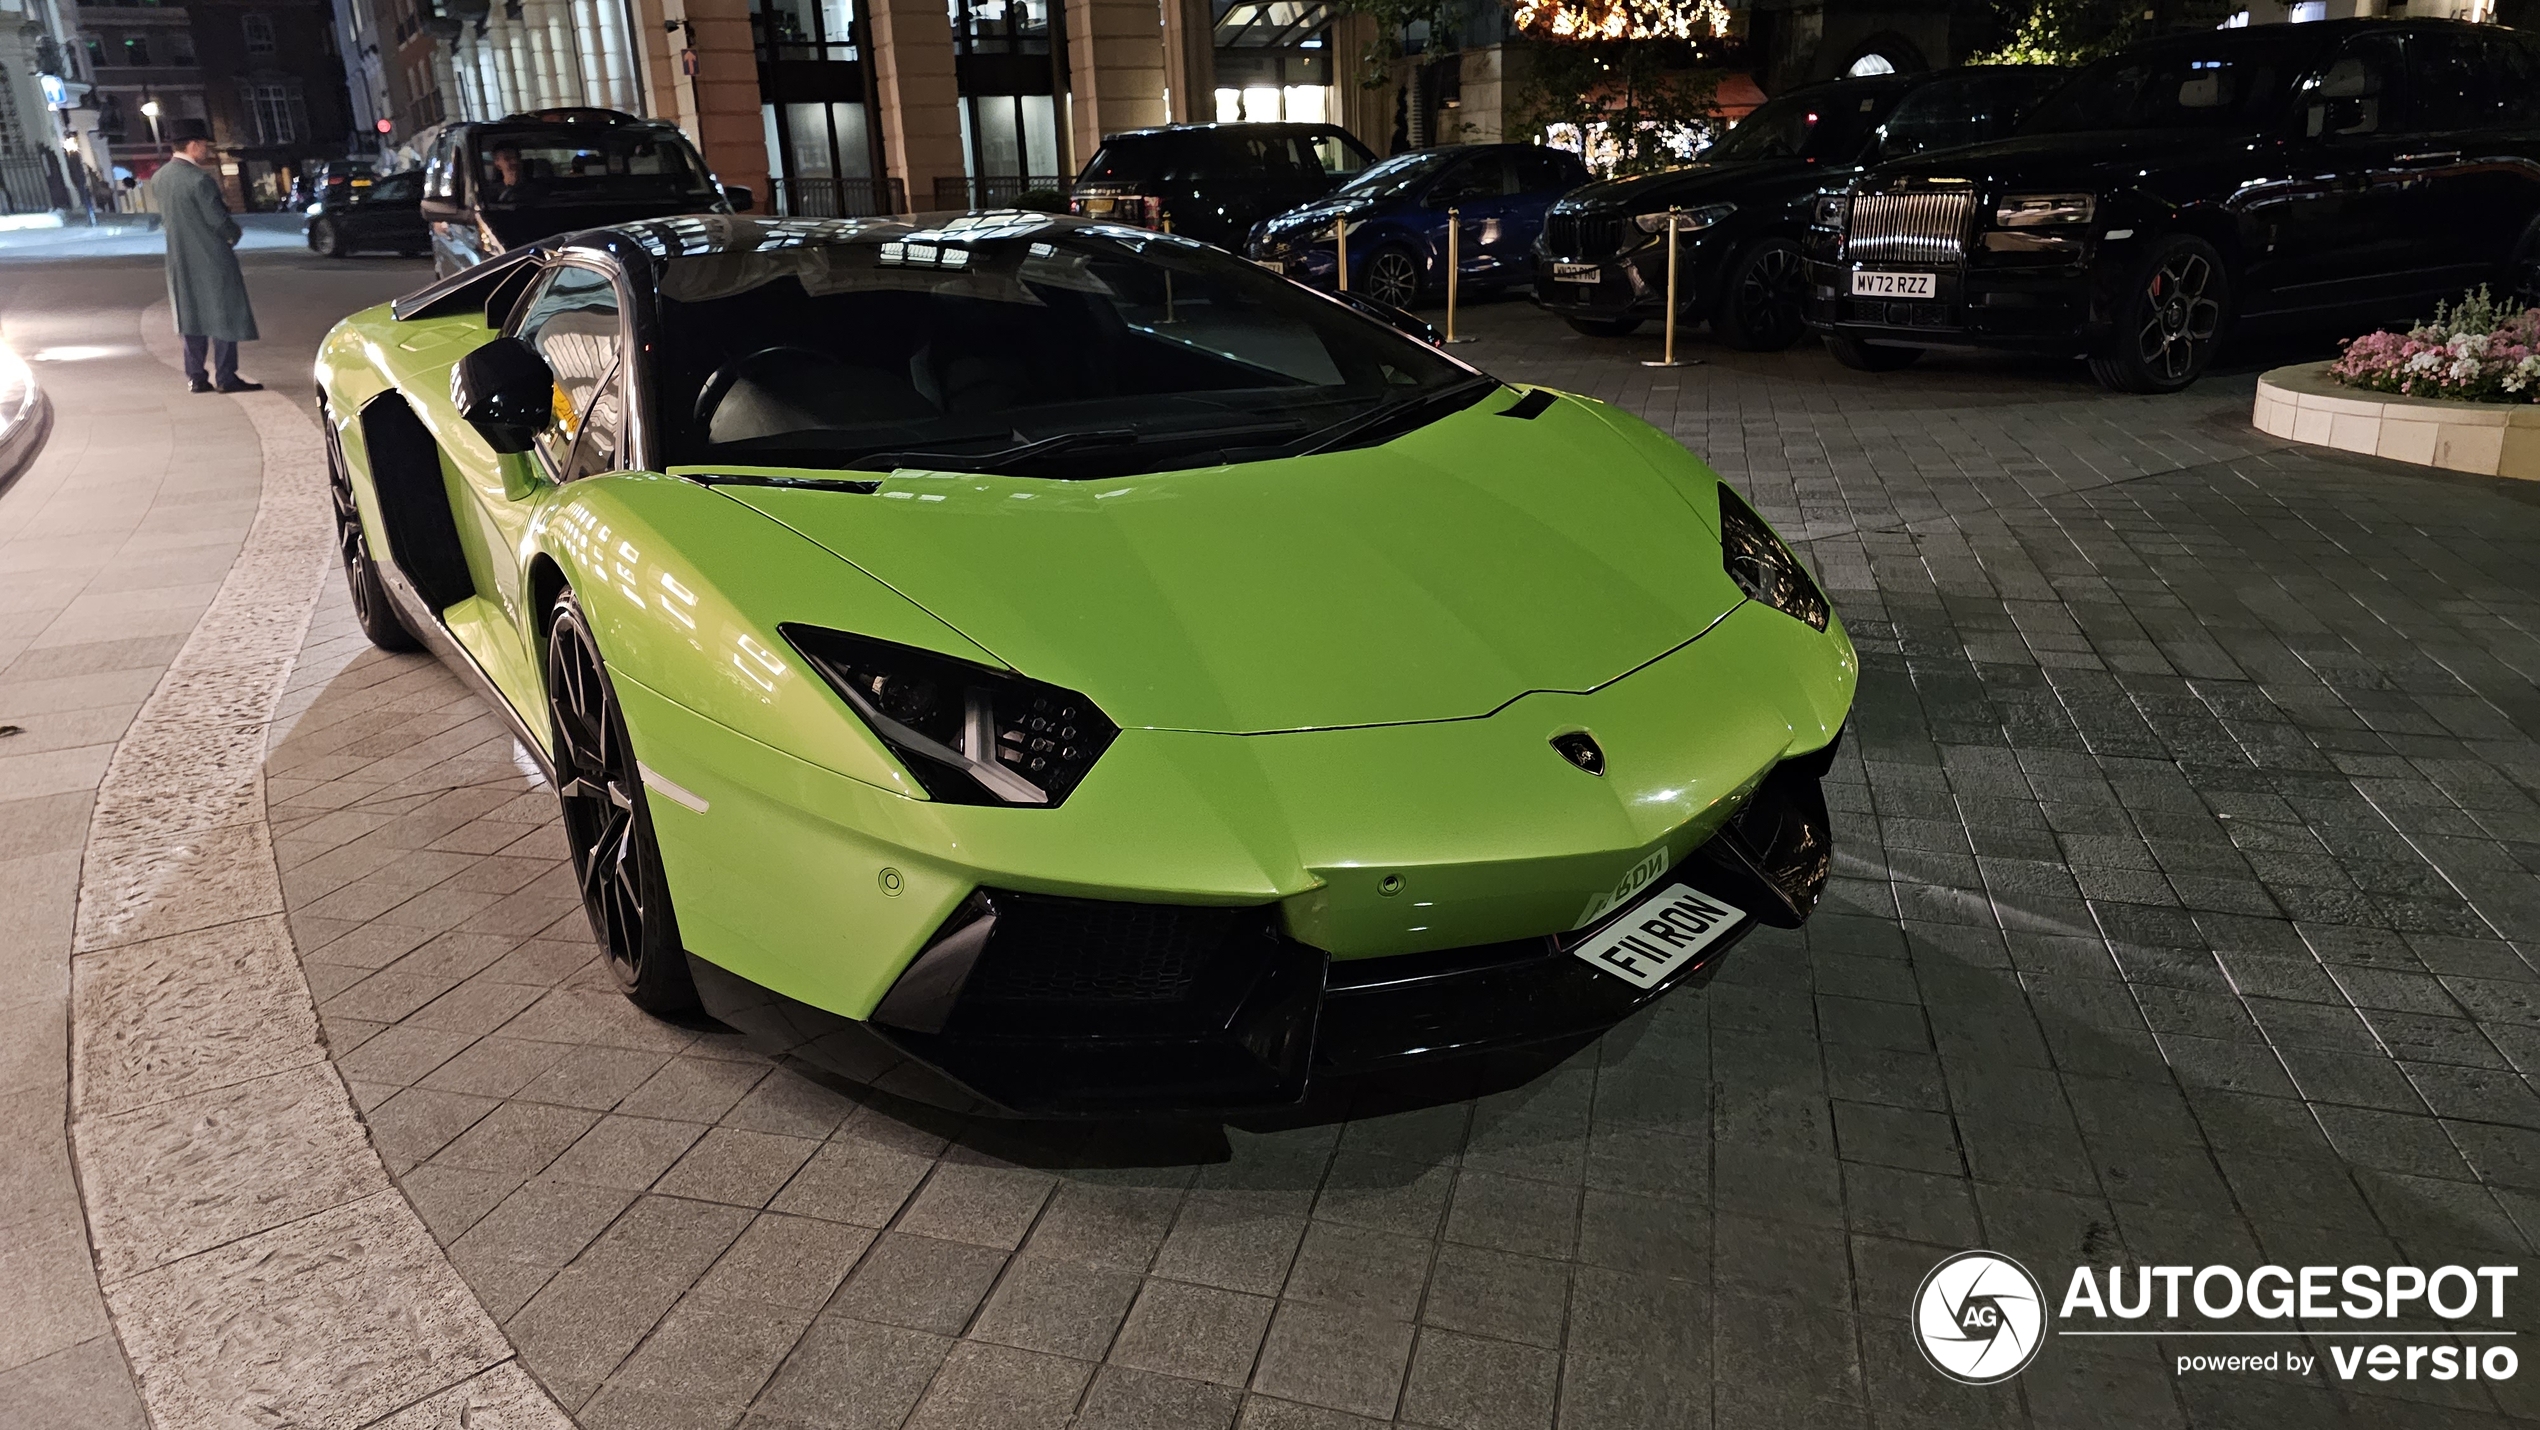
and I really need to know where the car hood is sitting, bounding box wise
[1865,128,2241,189]
[710,390,1750,735]
[1556,158,1821,213]
[1257,195,1383,246]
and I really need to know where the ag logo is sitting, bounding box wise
[1913,1251,2047,1384]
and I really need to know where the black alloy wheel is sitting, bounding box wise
[2090,235,2228,394]
[1713,238,1809,352]
[309,217,344,258]
[1825,333,1923,372]
[1362,247,1423,309]
[546,589,698,1013]
[324,417,421,652]
[1563,315,1643,338]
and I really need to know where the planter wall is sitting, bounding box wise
[2253,362,2540,480]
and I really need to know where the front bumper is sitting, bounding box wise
[1531,235,1720,319]
[692,736,1838,1116]
[1802,251,2105,354]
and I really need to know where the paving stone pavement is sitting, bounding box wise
[267,299,2540,1430]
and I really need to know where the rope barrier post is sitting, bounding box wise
[1444,207,1474,344]
[1641,206,1701,369]
[1335,215,1349,293]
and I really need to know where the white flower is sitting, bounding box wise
[2449,331,2491,359]
[2406,350,2444,375]
[2449,355,2482,383]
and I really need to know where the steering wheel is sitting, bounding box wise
[693,346,841,433]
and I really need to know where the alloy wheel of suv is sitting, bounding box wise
[1713,238,1808,352]
[1362,247,1422,309]
[2090,235,2228,394]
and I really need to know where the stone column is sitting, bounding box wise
[672,0,771,210]
[1065,0,1164,170]
[1158,0,1211,124]
[867,0,963,209]
[1326,12,1397,155]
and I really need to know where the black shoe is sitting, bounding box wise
[188,377,213,393]
[214,379,264,393]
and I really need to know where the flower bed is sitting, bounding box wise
[2255,363,2540,481]
[2328,288,2540,403]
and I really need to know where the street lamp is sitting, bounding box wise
[140,98,162,145]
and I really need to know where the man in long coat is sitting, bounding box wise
[147,132,262,393]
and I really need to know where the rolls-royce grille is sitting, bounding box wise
[1544,213,1626,260]
[1844,191,1974,266]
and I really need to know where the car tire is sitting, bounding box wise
[1825,334,1922,372]
[309,218,344,258]
[2088,234,2229,395]
[1712,237,1809,351]
[324,418,422,653]
[546,588,699,1015]
[1563,316,1643,338]
[1361,246,1423,308]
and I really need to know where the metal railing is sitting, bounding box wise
[0,156,61,216]
[770,176,905,218]
[1843,190,1974,266]
[930,175,1068,212]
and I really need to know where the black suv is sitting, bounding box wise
[1068,123,1377,250]
[1807,20,2540,392]
[417,108,749,276]
[1535,66,2066,348]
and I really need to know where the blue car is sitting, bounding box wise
[1245,143,1590,308]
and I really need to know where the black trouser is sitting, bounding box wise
[182,335,238,386]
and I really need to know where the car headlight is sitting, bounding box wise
[783,625,1118,807]
[1632,202,1735,234]
[1812,193,1849,228]
[1716,484,1828,632]
[1994,193,2096,228]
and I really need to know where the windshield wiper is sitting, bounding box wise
[854,421,1312,476]
[1282,376,1504,458]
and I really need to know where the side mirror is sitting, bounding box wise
[419,195,460,220]
[723,183,756,212]
[451,336,554,454]
[1335,290,1441,346]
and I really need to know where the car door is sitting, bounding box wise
[1500,148,1582,271]
[424,129,485,275]
[453,259,630,703]
[2261,32,2425,321]
[353,170,422,248]
[2400,28,2538,293]
[1425,151,1525,280]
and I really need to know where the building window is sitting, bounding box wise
[243,13,275,53]
[245,81,297,143]
[83,34,109,67]
[171,32,194,64]
[122,34,152,65]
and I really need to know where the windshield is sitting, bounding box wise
[2021,47,2292,134]
[1336,150,1456,200]
[476,127,719,206]
[1875,69,2067,159]
[1708,89,1889,163]
[654,215,1482,477]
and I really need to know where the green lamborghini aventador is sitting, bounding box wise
[315,212,1856,1115]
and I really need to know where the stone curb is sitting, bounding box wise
[63,343,573,1427]
[2253,360,2540,480]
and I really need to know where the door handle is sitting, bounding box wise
[2393,151,2461,166]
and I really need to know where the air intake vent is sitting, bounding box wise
[1844,191,1974,266]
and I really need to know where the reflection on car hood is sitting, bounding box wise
[1256,196,1375,246]
[713,392,1749,734]
[1554,158,1814,213]
[1865,128,2238,188]
[481,198,720,248]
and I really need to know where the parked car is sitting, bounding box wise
[1067,123,1377,250]
[1534,66,2067,348]
[416,107,749,276]
[314,213,1853,1115]
[306,168,428,258]
[1806,19,2540,392]
[1245,143,1593,307]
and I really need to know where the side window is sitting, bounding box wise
[1510,149,1575,193]
[1434,153,1517,202]
[2407,33,2495,134]
[2308,36,2404,139]
[2496,35,2540,125]
[510,265,625,479]
[369,171,420,203]
[1307,133,1368,177]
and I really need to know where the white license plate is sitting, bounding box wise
[1850,270,1936,298]
[1553,262,1601,284]
[1570,883,1745,990]
[1254,257,1286,273]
